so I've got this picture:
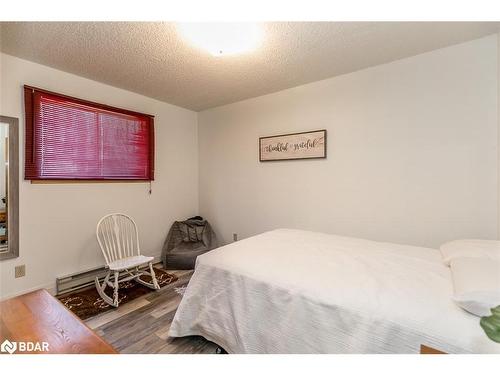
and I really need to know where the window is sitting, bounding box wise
[24,86,154,181]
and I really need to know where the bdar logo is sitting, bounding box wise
[1,339,17,354]
[0,339,49,354]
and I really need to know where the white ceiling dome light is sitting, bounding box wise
[177,23,263,57]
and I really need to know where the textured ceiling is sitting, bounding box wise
[1,22,499,111]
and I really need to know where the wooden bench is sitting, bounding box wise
[0,289,117,354]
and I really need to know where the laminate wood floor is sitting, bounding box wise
[86,269,221,354]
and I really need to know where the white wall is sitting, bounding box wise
[0,53,199,299]
[198,35,498,248]
[498,32,500,240]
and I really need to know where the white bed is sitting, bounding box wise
[169,229,500,353]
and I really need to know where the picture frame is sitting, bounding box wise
[259,129,327,162]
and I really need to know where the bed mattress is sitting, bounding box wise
[169,229,500,353]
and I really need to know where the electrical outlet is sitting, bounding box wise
[233,233,238,242]
[15,265,25,278]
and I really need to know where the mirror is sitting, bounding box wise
[0,123,8,252]
[0,116,19,260]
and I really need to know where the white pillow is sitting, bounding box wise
[440,239,500,266]
[450,257,500,317]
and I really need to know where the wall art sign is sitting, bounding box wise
[259,129,327,161]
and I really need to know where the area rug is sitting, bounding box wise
[57,268,178,320]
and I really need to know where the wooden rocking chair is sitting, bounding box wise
[95,213,160,307]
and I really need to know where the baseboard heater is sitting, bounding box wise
[56,265,110,296]
[56,257,161,295]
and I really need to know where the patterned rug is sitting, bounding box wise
[57,268,178,320]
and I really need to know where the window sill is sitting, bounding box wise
[30,180,151,184]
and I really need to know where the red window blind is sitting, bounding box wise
[24,86,154,180]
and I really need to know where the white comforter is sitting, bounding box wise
[169,229,500,353]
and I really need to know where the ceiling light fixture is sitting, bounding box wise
[177,23,263,57]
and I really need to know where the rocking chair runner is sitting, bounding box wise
[95,213,160,307]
